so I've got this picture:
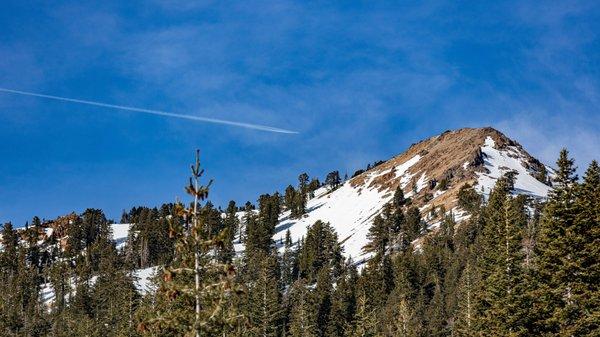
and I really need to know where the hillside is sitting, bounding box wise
[23,127,552,267]
[252,127,552,263]
[3,126,597,337]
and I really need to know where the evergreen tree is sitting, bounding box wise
[92,237,139,336]
[473,174,529,336]
[139,150,243,336]
[281,229,296,287]
[453,258,476,337]
[393,186,406,209]
[326,263,357,337]
[222,200,239,263]
[347,290,377,337]
[298,221,343,281]
[561,160,600,335]
[325,171,341,191]
[288,279,317,337]
[532,149,581,335]
[405,206,422,242]
[308,179,321,199]
[365,214,388,256]
[298,173,309,215]
[285,185,298,216]
[314,268,333,337]
[246,251,282,337]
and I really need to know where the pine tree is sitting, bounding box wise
[314,267,333,336]
[285,185,298,217]
[92,236,139,336]
[246,251,282,337]
[453,258,476,337]
[347,290,377,337]
[326,263,357,337]
[325,171,341,191]
[393,186,406,209]
[365,214,388,256]
[298,173,309,216]
[222,200,240,263]
[288,279,317,337]
[298,221,343,281]
[564,160,600,335]
[281,229,296,287]
[246,193,280,254]
[405,206,422,242]
[139,150,243,336]
[473,174,529,336]
[308,179,321,199]
[532,149,580,335]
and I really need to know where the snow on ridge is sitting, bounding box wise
[272,154,423,262]
[476,136,550,199]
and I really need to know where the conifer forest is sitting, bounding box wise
[0,146,598,337]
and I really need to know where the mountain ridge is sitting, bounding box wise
[260,126,552,263]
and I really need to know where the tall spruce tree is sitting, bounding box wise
[473,173,530,336]
[533,149,581,335]
[564,160,600,335]
[288,279,317,337]
[246,251,282,337]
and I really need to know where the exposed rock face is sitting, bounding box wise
[350,126,550,213]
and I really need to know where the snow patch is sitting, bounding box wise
[476,137,550,198]
[135,266,158,294]
[111,223,132,249]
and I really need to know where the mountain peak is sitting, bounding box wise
[265,126,552,263]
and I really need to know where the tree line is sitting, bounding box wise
[0,149,597,336]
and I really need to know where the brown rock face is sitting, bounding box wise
[349,127,548,214]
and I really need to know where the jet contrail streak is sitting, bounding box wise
[0,87,298,134]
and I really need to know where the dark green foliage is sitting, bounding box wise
[325,171,341,190]
[365,214,388,256]
[288,279,318,337]
[245,251,282,337]
[222,200,239,263]
[281,229,297,287]
[1,149,598,337]
[128,206,176,268]
[438,177,449,191]
[247,193,280,254]
[405,206,423,241]
[393,185,406,209]
[297,220,343,281]
[457,183,482,214]
[531,151,599,336]
[308,178,321,199]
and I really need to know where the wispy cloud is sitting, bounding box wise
[1,1,598,224]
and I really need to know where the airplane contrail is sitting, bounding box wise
[0,87,298,134]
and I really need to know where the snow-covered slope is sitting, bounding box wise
[476,136,551,198]
[248,127,552,263]
[272,154,422,263]
[44,127,553,283]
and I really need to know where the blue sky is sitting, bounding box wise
[1,1,599,226]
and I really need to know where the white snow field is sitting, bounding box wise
[269,154,423,263]
[476,137,551,199]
